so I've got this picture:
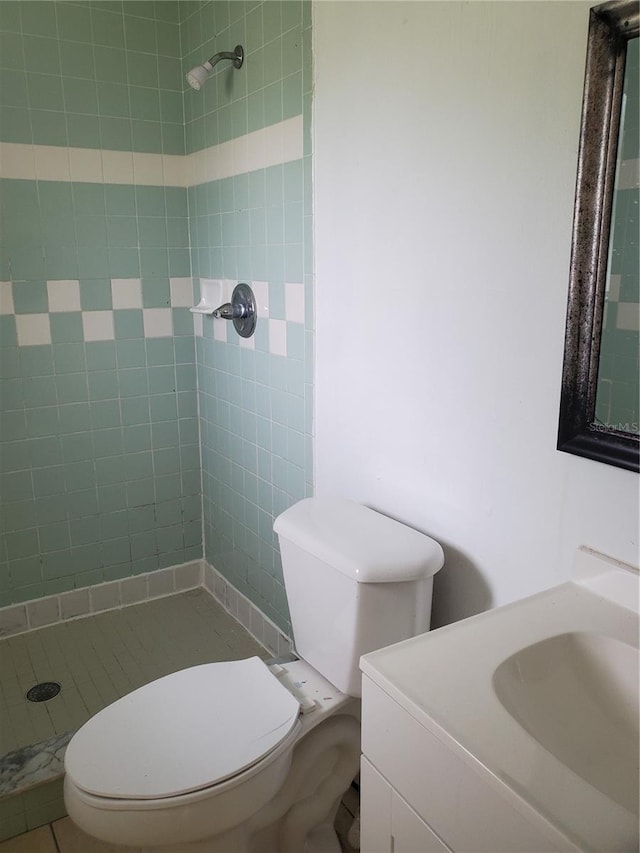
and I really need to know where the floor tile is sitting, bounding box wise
[0,825,56,853]
[0,590,267,760]
[52,816,144,852]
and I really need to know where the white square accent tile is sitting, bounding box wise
[69,147,103,183]
[216,139,234,181]
[607,274,621,302]
[170,277,194,307]
[143,307,173,337]
[285,282,305,323]
[34,145,70,182]
[261,122,284,170]
[282,115,304,163]
[101,150,134,184]
[0,281,14,315]
[616,302,640,332]
[213,317,228,342]
[15,314,51,346]
[232,133,250,177]
[163,153,187,188]
[252,280,270,318]
[111,278,143,309]
[618,158,639,191]
[47,279,81,312]
[204,146,219,183]
[197,278,227,310]
[82,310,115,341]
[268,318,287,356]
[133,151,164,186]
[183,149,196,187]
[0,142,36,180]
[239,333,255,350]
[246,127,265,174]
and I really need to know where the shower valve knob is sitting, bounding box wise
[212,303,241,320]
[212,283,256,338]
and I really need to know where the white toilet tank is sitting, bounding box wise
[274,498,444,697]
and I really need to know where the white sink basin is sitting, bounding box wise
[493,631,639,814]
[360,547,639,852]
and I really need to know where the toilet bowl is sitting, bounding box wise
[64,657,359,853]
[64,498,444,851]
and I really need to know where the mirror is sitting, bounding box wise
[558,0,639,472]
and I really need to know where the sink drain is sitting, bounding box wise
[26,682,61,703]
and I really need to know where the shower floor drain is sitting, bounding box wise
[26,682,61,703]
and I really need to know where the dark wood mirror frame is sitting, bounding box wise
[558,0,639,472]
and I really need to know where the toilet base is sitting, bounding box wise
[304,819,344,853]
[65,662,361,853]
[66,710,360,853]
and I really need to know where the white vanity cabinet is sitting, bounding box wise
[361,755,451,853]
[359,674,577,853]
[360,552,639,853]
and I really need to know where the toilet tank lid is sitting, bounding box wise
[274,498,444,583]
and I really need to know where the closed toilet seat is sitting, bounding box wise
[63,658,357,848]
[64,656,300,801]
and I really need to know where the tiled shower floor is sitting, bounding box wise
[0,589,268,841]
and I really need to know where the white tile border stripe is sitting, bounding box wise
[0,116,303,187]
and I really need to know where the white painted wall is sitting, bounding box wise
[313,1,639,626]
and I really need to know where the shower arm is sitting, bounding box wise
[205,45,244,71]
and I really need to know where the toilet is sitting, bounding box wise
[63,498,444,852]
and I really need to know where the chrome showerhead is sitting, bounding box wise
[186,45,244,91]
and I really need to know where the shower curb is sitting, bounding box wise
[0,732,73,799]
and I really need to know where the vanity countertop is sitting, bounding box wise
[360,548,639,853]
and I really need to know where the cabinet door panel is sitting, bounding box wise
[360,757,392,853]
[392,790,452,853]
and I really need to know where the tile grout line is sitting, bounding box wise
[50,821,61,853]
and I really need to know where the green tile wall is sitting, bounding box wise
[181,0,309,152]
[183,0,313,635]
[0,1,184,154]
[0,180,190,283]
[0,1,315,631]
[195,160,312,629]
[0,267,201,605]
[0,1,200,607]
